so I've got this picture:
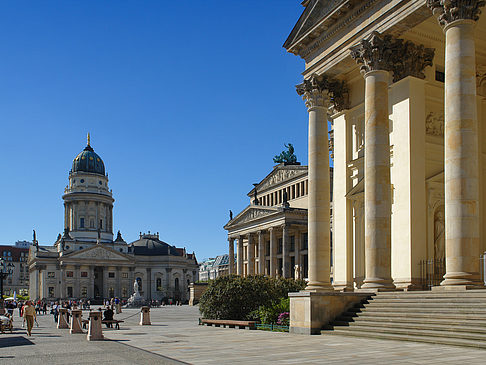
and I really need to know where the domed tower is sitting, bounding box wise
[62,134,114,244]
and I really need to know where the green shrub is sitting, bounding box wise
[251,297,290,324]
[199,275,305,320]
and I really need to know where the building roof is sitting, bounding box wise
[128,234,182,256]
[72,142,105,176]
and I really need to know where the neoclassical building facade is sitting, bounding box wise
[284,0,486,333]
[28,137,198,302]
[225,163,313,279]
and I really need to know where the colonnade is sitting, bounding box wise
[294,2,484,290]
[228,225,307,279]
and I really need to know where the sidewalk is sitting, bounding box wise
[2,306,486,364]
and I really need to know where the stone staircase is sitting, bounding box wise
[324,290,486,349]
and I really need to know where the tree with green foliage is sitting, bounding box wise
[198,275,305,320]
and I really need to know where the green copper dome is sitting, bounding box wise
[72,138,105,176]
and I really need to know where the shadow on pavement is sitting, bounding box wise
[0,336,34,348]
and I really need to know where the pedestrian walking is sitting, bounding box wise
[23,301,36,336]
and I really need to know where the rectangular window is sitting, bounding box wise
[122,272,128,279]
[47,272,55,278]
[100,219,103,229]
[66,271,74,277]
[265,241,270,256]
[108,272,115,278]
[48,287,55,297]
[435,69,445,83]
[109,287,114,298]
[278,238,283,254]
[67,286,73,297]
[90,219,94,228]
[122,287,127,297]
[80,217,85,228]
[81,287,87,297]
[290,236,295,252]
[81,271,88,278]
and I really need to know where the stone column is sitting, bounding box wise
[258,231,265,275]
[60,266,66,299]
[350,32,395,290]
[269,228,276,277]
[427,0,484,287]
[116,267,121,297]
[247,233,255,275]
[237,236,244,276]
[228,237,235,275]
[282,224,290,278]
[296,76,333,291]
[88,266,95,298]
[74,265,80,298]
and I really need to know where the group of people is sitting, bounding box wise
[1,301,37,336]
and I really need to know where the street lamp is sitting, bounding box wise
[0,257,14,308]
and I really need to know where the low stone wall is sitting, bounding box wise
[189,283,209,306]
[289,291,372,335]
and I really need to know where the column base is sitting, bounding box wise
[360,277,395,291]
[393,278,423,291]
[332,282,354,292]
[439,273,484,288]
[433,284,485,291]
[289,290,371,335]
[305,281,334,291]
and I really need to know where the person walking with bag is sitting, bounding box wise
[23,301,36,336]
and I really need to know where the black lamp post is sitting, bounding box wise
[0,257,14,308]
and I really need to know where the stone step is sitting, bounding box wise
[367,298,486,304]
[339,314,486,327]
[323,329,486,349]
[374,290,486,297]
[347,310,486,321]
[348,306,486,315]
[365,301,486,308]
[333,319,486,334]
[329,324,486,342]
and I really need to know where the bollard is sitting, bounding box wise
[57,308,69,329]
[140,306,151,325]
[70,309,83,334]
[87,311,104,341]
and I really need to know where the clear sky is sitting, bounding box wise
[0,1,310,260]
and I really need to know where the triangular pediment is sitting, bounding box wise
[224,206,280,229]
[284,0,348,51]
[63,245,133,262]
[249,164,307,196]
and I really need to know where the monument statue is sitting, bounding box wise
[229,210,233,220]
[126,278,145,307]
[133,279,139,294]
[434,209,445,261]
[273,143,298,164]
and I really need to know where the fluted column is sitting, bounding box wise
[228,237,235,275]
[237,236,243,276]
[351,32,395,290]
[258,231,265,275]
[427,0,484,287]
[269,228,276,277]
[296,76,333,290]
[247,233,255,275]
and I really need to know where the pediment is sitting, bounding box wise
[283,0,349,51]
[250,165,307,196]
[225,206,279,229]
[63,246,132,262]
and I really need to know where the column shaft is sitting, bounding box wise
[258,232,265,275]
[362,70,395,290]
[269,228,276,277]
[307,103,332,290]
[237,237,243,276]
[282,225,290,278]
[442,20,481,286]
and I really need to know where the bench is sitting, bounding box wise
[199,319,257,330]
[81,319,124,330]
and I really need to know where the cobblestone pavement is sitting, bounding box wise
[2,306,486,364]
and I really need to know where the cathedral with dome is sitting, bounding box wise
[28,135,198,303]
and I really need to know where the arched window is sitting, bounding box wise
[156,278,162,291]
[174,278,179,292]
[136,277,142,292]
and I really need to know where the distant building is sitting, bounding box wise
[15,241,33,249]
[0,245,30,296]
[29,136,198,302]
[198,254,232,281]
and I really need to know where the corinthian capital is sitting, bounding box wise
[427,0,485,27]
[296,75,330,111]
[391,39,435,82]
[350,31,395,75]
[296,74,349,112]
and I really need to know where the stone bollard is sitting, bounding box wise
[57,308,69,329]
[87,311,104,341]
[140,306,151,325]
[70,309,83,334]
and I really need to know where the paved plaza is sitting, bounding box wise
[2,306,486,364]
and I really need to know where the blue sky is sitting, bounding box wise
[0,1,309,260]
